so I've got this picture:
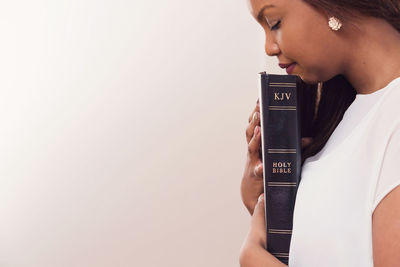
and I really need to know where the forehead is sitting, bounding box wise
[247,0,280,20]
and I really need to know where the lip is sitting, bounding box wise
[279,63,294,68]
[279,62,297,74]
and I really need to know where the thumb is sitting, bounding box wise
[249,193,267,248]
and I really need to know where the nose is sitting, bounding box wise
[264,34,280,56]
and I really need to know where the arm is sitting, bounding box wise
[240,246,287,267]
[372,128,400,266]
[372,184,400,266]
[239,194,288,267]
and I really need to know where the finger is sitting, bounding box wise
[247,103,260,123]
[247,99,260,123]
[248,126,261,161]
[246,111,260,143]
[301,137,313,149]
[249,193,267,247]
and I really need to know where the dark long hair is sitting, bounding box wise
[299,0,400,166]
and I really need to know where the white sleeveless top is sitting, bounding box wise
[289,76,400,267]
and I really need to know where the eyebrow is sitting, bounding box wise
[256,4,275,23]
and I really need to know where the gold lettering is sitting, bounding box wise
[271,161,292,174]
[272,168,292,174]
[273,92,291,101]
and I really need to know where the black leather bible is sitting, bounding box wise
[258,72,303,265]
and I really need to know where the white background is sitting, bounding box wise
[0,0,284,266]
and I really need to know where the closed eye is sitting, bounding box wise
[271,20,281,31]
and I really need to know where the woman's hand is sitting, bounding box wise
[241,99,314,215]
[239,193,287,267]
[241,100,263,215]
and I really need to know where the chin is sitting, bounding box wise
[297,70,327,85]
[297,74,319,85]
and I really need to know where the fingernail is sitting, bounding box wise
[258,193,264,202]
[253,112,259,122]
[256,164,263,174]
[254,163,263,177]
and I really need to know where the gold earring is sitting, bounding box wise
[328,16,342,31]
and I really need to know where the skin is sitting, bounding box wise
[240,0,400,266]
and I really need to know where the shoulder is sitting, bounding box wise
[366,85,400,146]
[374,81,400,123]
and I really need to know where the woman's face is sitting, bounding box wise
[248,0,347,83]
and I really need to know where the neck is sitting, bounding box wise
[342,17,400,95]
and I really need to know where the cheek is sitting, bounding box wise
[306,28,343,75]
[277,26,310,61]
[279,29,340,82]
[281,22,339,67]
[278,7,330,62]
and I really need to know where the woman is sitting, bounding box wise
[239,0,400,266]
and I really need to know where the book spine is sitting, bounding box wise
[258,72,302,265]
